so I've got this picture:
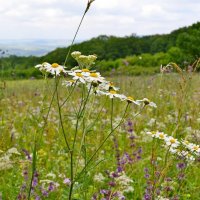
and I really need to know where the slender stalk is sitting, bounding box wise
[156,146,171,186]
[74,103,130,182]
[68,85,85,199]
[55,76,75,200]
[74,98,107,176]
[55,77,70,151]
[151,139,156,200]
[63,1,95,195]
[111,98,114,131]
[27,141,37,199]
[69,84,91,199]
[63,0,95,66]
[78,84,92,119]
[60,82,77,108]
[38,83,57,143]
[28,80,56,200]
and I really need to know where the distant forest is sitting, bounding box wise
[1,22,200,78]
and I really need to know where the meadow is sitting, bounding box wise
[0,54,200,200]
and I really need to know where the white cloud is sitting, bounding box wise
[0,0,199,39]
[141,5,164,17]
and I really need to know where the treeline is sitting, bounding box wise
[1,22,200,78]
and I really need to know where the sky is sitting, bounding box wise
[0,0,200,40]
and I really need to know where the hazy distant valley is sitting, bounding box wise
[0,39,73,57]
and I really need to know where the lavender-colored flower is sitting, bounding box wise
[109,171,119,178]
[17,194,27,200]
[144,168,149,173]
[144,193,151,200]
[41,189,48,197]
[35,196,40,200]
[155,171,160,177]
[176,162,186,170]
[48,182,55,191]
[156,188,160,195]
[178,173,185,180]
[137,155,141,160]
[22,149,32,160]
[165,186,172,192]
[91,193,98,200]
[108,181,116,187]
[127,119,133,127]
[165,177,172,182]
[138,147,142,154]
[129,135,134,140]
[100,189,110,195]
[144,168,150,179]
[20,183,27,191]
[113,136,123,172]
[63,178,71,186]
[32,177,38,187]
[23,169,28,180]
[144,173,150,179]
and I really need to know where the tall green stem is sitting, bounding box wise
[28,80,56,200]
[63,0,95,66]
[55,77,71,151]
[68,84,91,199]
[75,103,130,182]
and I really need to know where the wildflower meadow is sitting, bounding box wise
[1,51,200,199]
[0,1,200,200]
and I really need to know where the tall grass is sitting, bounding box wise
[1,69,200,199]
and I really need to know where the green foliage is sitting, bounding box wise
[1,75,200,199]
[1,22,200,78]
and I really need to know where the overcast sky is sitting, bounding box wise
[0,0,199,40]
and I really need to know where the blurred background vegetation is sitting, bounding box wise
[0,22,200,79]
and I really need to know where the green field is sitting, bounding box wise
[1,72,200,199]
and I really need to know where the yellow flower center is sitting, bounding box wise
[82,69,90,72]
[193,146,199,151]
[76,73,83,77]
[69,80,75,83]
[51,63,59,68]
[170,138,176,144]
[109,82,114,87]
[127,96,134,103]
[159,134,164,139]
[90,73,98,78]
[127,96,134,101]
[110,90,117,94]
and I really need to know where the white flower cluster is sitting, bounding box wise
[115,172,134,194]
[35,62,67,76]
[35,52,157,107]
[146,131,200,162]
[0,147,21,171]
[181,140,200,156]
[93,173,105,183]
[156,196,169,200]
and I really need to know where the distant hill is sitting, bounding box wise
[41,21,200,66]
[0,22,200,78]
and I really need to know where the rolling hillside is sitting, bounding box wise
[0,22,200,78]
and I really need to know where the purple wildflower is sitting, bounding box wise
[176,162,186,170]
[22,149,32,160]
[48,182,55,191]
[63,178,71,186]
[41,189,48,197]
